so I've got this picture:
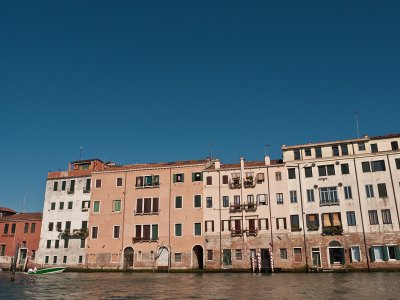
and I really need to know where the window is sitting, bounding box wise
[80,239,85,248]
[341,144,349,156]
[276,193,284,204]
[53,181,58,191]
[51,202,56,210]
[207,250,213,261]
[371,143,378,153]
[315,147,322,158]
[64,239,69,248]
[95,179,102,188]
[135,197,159,214]
[31,250,35,260]
[293,248,302,263]
[116,177,123,187]
[290,190,297,203]
[370,246,384,261]
[332,146,339,157]
[56,222,62,231]
[206,176,212,185]
[53,256,58,264]
[221,220,230,231]
[222,196,229,208]
[93,201,100,213]
[358,143,366,151]
[235,249,242,260]
[175,196,182,209]
[307,189,315,202]
[280,249,287,259]
[48,222,54,231]
[290,215,300,231]
[112,200,121,212]
[113,226,120,239]
[257,194,267,205]
[222,175,228,184]
[288,168,296,179]
[67,201,73,209]
[69,180,75,193]
[372,160,386,172]
[319,187,339,205]
[306,214,319,230]
[59,202,64,210]
[350,246,361,262]
[205,221,214,232]
[382,209,392,224]
[63,256,67,264]
[395,158,400,170]
[173,173,184,183]
[194,195,202,208]
[305,148,312,157]
[82,201,90,210]
[191,172,203,182]
[378,183,388,197]
[341,163,350,175]
[79,256,83,264]
[275,172,282,181]
[91,227,98,239]
[31,223,36,233]
[247,194,254,204]
[174,253,182,262]
[391,141,399,150]
[344,186,353,200]
[365,184,374,198]
[65,221,71,232]
[318,165,335,176]
[175,224,182,237]
[387,246,400,260]
[276,218,287,230]
[322,212,342,229]
[3,224,9,234]
[46,240,51,248]
[24,223,29,233]
[194,223,201,236]
[304,167,313,178]
[234,195,240,205]
[346,211,356,226]
[294,150,301,160]
[61,181,66,191]
[45,256,49,264]
[206,197,213,208]
[362,161,371,173]
[11,224,16,234]
[84,178,91,192]
[368,210,379,225]
[258,218,269,230]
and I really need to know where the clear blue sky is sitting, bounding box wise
[1,1,399,212]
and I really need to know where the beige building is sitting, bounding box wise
[86,160,210,270]
[283,134,400,270]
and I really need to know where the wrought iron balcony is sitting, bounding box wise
[132,237,158,243]
[245,227,258,237]
[243,202,257,212]
[229,204,242,213]
[322,226,343,235]
[134,209,160,216]
[230,228,243,237]
[61,228,88,239]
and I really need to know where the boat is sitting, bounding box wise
[27,267,66,275]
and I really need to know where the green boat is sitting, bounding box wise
[27,267,66,275]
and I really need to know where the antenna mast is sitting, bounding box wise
[21,192,27,213]
[355,112,360,138]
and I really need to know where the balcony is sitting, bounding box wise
[322,226,343,235]
[307,225,319,231]
[320,199,340,207]
[291,226,303,232]
[61,228,88,239]
[243,203,257,212]
[229,204,242,213]
[134,209,160,216]
[230,228,243,237]
[132,237,158,243]
[229,174,241,189]
[243,173,255,188]
[245,227,258,237]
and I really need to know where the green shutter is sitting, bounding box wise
[94,201,99,212]
[192,173,195,182]
[370,247,375,262]
[329,249,334,264]
[382,246,389,261]
[394,245,400,260]
[200,172,203,181]
[340,249,345,265]
[173,174,177,183]
[152,225,158,240]
[181,174,184,182]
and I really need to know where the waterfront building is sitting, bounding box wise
[202,157,292,271]
[0,208,42,270]
[282,134,400,270]
[36,159,106,267]
[86,160,210,270]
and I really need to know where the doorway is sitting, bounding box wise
[123,247,134,269]
[311,247,321,268]
[192,245,204,269]
[157,246,169,268]
[260,249,271,270]
[328,241,345,266]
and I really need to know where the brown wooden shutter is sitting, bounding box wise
[136,199,143,213]
[153,198,159,213]
[143,225,151,240]
[135,225,142,238]
[144,198,151,213]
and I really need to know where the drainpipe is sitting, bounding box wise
[240,157,245,244]
[386,154,400,228]
[296,164,309,271]
[120,171,127,269]
[351,143,370,272]
[218,170,222,270]
[168,167,172,273]
[266,166,274,272]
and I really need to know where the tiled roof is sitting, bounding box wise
[0,212,42,222]
[70,158,104,164]
[205,160,283,170]
[370,133,400,140]
[99,159,208,172]
[0,207,16,213]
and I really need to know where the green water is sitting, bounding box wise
[0,272,399,299]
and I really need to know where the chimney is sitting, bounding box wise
[240,157,245,174]
[214,159,221,169]
[264,155,271,166]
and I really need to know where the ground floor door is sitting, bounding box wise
[260,248,271,270]
[157,247,169,268]
[123,247,134,269]
[192,245,203,269]
[18,248,27,267]
[311,247,321,268]
[329,248,345,265]
[222,249,232,267]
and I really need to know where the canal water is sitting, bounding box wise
[0,271,399,299]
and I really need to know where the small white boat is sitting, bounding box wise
[27,267,66,275]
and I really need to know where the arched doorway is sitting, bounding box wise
[157,246,169,269]
[192,245,204,269]
[123,247,134,270]
[328,241,345,266]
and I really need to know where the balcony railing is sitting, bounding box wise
[135,182,160,189]
[319,199,340,206]
[132,237,159,243]
[307,225,319,231]
[61,228,88,239]
[243,203,257,212]
[229,204,242,213]
[230,228,243,237]
[322,226,343,235]
[245,227,258,237]
[134,209,160,216]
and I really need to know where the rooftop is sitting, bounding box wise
[0,207,17,214]
[0,212,42,222]
[205,159,283,170]
[96,159,209,172]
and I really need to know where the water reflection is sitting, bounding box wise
[0,272,399,299]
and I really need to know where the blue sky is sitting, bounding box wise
[0,0,399,212]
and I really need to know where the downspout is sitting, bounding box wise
[296,164,308,271]
[240,157,245,244]
[351,143,370,272]
[386,154,400,228]
[120,171,127,269]
[218,170,222,270]
[168,167,172,272]
[266,166,274,272]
